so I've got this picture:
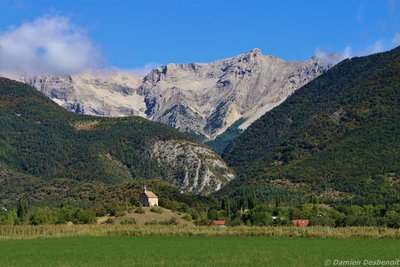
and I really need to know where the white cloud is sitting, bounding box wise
[314,46,352,64]
[82,63,160,78]
[0,15,102,78]
[364,40,385,55]
[124,63,160,76]
[315,37,400,65]
[392,32,400,47]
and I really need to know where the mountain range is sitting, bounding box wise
[1,47,399,207]
[18,49,330,143]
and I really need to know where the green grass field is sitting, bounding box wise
[0,236,399,267]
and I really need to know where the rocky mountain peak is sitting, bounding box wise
[232,48,263,64]
[19,50,332,141]
[242,48,262,58]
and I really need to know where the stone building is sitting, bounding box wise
[140,186,159,207]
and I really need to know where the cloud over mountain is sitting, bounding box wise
[0,15,102,78]
[314,46,352,65]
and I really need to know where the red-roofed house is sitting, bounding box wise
[140,186,159,207]
[292,219,309,227]
[211,220,226,226]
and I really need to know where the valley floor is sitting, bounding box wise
[0,235,399,267]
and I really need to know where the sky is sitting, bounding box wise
[0,0,399,76]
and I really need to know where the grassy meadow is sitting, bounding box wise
[0,225,399,266]
[0,235,399,267]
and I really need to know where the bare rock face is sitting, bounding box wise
[140,49,331,139]
[21,70,146,117]
[19,49,331,140]
[152,140,235,195]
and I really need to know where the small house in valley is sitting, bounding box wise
[211,220,226,227]
[292,219,309,227]
[140,186,159,207]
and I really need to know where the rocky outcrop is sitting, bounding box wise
[140,49,331,139]
[152,140,235,195]
[21,70,146,117]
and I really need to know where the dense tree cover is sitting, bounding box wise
[205,118,245,154]
[0,78,217,219]
[0,204,97,225]
[205,194,400,228]
[0,176,215,226]
[221,47,400,205]
[0,78,201,184]
[0,159,213,220]
[3,182,397,228]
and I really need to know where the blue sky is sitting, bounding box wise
[0,0,399,74]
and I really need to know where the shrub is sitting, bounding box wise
[195,217,210,226]
[150,207,163,214]
[208,209,223,220]
[113,209,126,217]
[385,212,400,228]
[120,218,136,225]
[169,217,178,225]
[250,211,273,226]
[181,214,192,221]
[30,208,57,225]
[95,207,108,217]
[108,205,126,217]
[72,209,97,224]
[135,206,145,214]
[0,209,18,225]
[249,206,273,226]
[159,217,178,226]
[126,206,135,214]
[58,208,73,223]
[228,217,243,226]
[189,209,199,220]
[16,202,29,223]
[104,218,114,224]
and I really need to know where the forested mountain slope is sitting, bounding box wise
[221,47,400,205]
[0,78,234,195]
[0,159,209,210]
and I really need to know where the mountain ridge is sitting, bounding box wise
[219,47,400,205]
[17,49,331,141]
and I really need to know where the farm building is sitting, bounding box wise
[140,186,159,207]
[292,219,309,227]
[211,220,226,227]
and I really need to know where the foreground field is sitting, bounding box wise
[0,236,399,267]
